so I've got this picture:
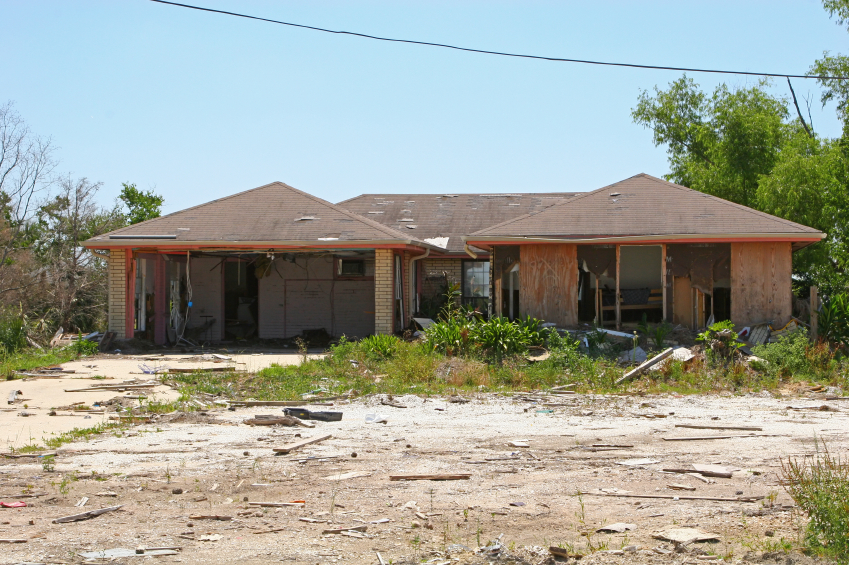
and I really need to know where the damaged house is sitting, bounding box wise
[84,174,824,344]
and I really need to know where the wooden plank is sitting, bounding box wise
[518,244,578,326]
[675,424,762,431]
[582,492,761,503]
[672,276,693,328]
[389,474,471,481]
[663,467,733,479]
[662,435,758,441]
[615,348,674,385]
[272,434,332,454]
[248,502,305,507]
[731,242,792,327]
[52,504,123,523]
[615,244,621,330]
[0,539,27,543]
[322,525,367,534]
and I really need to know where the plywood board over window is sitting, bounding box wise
[731,242,792,327]
[519,244,578,326]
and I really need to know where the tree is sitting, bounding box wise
[31,176,123,331]
[119,182,163,225]
[0,101,56,296]
[811,0,849,132]
[633,76,849,294]
[632,77,796,208]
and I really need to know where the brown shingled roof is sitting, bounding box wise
[469,174,823,240]
[85,182,434,248]
[338,192,580,254]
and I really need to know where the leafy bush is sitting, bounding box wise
[472,316,530,361]
[697,320,742,362]
[0,308,28,354]
[516,315,548,347]
[751,328,836,381]
[424,317,473,356]
[359,334,401,360]
[818,292,849,347]
[782,441,849,563]
[69,336,99,357]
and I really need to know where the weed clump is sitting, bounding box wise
[781,440,849,562]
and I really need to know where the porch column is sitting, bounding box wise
[374,249,394,335]
[154,255,167,345]
[107,248,128,339]
[125,250,135,339]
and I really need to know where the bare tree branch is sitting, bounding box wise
[787,78,814,138]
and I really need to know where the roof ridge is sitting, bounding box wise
[472,173,819,236]
[284,183,429,242]
[636,174,820,232]
[470,178,624,235]
[105,181,286,235]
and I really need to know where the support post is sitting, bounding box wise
[125,251,136,339]
[615,245,621,330]
[509,269,514,320]
[154,255,166,345]
[594,273,599,325]
[811,286,818,341]
[661,244,667,322]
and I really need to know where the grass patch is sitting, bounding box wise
[782,440,849,563]
[1,346,90,379]
[42,421,127,450]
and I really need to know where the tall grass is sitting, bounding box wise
[782,441,849,563]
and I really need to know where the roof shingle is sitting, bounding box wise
[470,174,823,239]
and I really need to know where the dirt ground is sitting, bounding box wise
[0,359,846,565]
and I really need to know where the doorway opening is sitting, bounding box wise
[224,260,259,340]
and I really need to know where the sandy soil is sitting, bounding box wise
[0,383,845,565]
[1,352,321,450]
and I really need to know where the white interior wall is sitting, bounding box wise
[187,257,223,340]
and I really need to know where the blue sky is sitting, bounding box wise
[2,0,846,214]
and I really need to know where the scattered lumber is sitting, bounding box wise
[252,528,287,534]
[230,401,304,407]
[273,434,332,454]
[189,515,232,520]
[381,400,407,408]
[667,483,696,491]
[663,467,732,478]
[64,383,157,392]
[675,424,763,431]
[322,525,367,534]
[52,504,123,523]
[7,390,21,404]
[244,415,312,428]
[615,348,674,385]
[248,502,305,508]
[389,474,471,481]
[583,492,761,503]
[662,435,757,441]
[0,539,27,543]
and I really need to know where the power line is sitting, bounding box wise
[150,0,849,81]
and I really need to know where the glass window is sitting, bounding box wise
[463,261,489,306]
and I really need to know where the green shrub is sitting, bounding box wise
[0,308,28,354]
[697,320,742,363]
[751,328,836,382]
[424,317,473,356]
[515,315,548,347]
[359,334,401,360]
[472,316,529,362]
[69,336,99,357]
[782,441,849,563]
[818,292,849,347]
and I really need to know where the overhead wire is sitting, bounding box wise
[150,0,849,80]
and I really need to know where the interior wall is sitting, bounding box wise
[187,257,224,341]
[519,244,578,326]
[258,255,375,339]
[730,242,792,327]
[619,245,662,288]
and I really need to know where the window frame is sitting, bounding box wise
[461,260,490,309]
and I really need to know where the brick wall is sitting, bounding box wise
[422,257,463,300]
[108,249,127,338]
[374,249,394,334]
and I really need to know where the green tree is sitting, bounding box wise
[633,77,849,293]
[119,182,163,225]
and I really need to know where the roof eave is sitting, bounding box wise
[463,233,826,245]
[83,238,442,251]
